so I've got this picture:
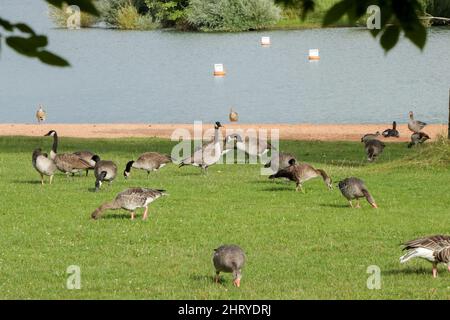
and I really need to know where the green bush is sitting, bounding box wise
[115,4,159,30]
[145,0,189,28]
[186,0,281,32]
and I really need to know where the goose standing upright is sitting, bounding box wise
[36,105,46,124]
[91,188,167,220]
[269,159,332,192]
[408,132,430,148]
[382,121,399,138]
[44,130,92,176]
[400,235,450,278]
[124,152,171,179]
[408,111,427,133]
[227,133,273,162]
[213,245,246,287]
[32,148,57,185]
[338,177,378,208]
[364,139,385,162]
[91,155,118,191]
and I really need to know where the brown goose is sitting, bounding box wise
[361,132,380,143]
[229,108,238,122]
[400,235,450,278]
[269,159,332,192]
[227,133,273,162]
[124,152,171,179]
[36,104,46,124]
[73,151,96,176]
[338,177,378,208]
[213,245,246,287]
[91,188,167,220]
[382,121,399,138]
[44,130,92,176]
[32,148,57,185]
[408,132,430,148]
[365,139,385,162]
[264,152,297,173]
[408,111,427,133]
[91,155,118,191]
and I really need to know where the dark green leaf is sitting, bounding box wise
[37,50,71,67]
[13,23,36,35]
[380,25,400,52]
[45,0,99,16]
[5,36,38,57]
[404,22,427,50]
[0,18,13,31]
[323,1,351,26]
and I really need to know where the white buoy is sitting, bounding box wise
[308,49,320,60]
[214,64,226,76]
[261,36,271,46]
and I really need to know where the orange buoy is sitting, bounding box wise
[214,64,226,76]
[308,49,320,60]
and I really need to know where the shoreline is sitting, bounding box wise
[0,123,446,141]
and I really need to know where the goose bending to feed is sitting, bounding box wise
[338,177,378,208]
[36,104,46,124]
[408,111,427,133]
[44,130,92,177]
[269,159,332,192]
[227,133,273,162]
[264,152,297,173]
[213,245,246,287]
[408,132,430,148]
[32,148,57,185]
[91,155,118,191]
[179,122,226,174]
[73,151,96,176]
[382,121,399,138]
[91,188,167,220]
[365,139,385,162]
[361,132,380,143]
[229,108,238,122]
[400,235,450,278]
[124,152,171,179]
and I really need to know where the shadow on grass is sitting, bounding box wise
[190,274,229,286]
[12,180,42,185]
[97,213,133,220]
[319,203,350,209]
[261,186,295,192]
[383,267,431,276]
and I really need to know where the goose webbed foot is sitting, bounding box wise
[355,200,361,209]
[214,273,220,284]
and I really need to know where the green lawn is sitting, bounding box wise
[0,136,449,299]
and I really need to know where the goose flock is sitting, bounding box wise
[30,110,446,285]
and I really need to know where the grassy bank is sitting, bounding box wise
[0,136,449,299]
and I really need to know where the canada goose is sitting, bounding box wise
[361,132,381,143]
[365,139,385,162]
[382,121,399,138]
[400,235,450,278]
[408,111,427,133]
[91,155,118,192]
[338,177,378,208]
[36,104,46,124]
[124,152,171,179]
[73,151,96,176]
[179,122,226,174]
[229,108,238,122]
[91,188,167,220]
[227,133,273,162]
[32,148,57,185]
[213,245,246,287]
[264,152,297,173]
[44,130,91,176]
[408,132,430,148]
[269,159,332,192]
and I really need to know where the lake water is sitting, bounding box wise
[1,0,449,124]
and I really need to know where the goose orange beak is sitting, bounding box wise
[371,203,378,209]
[233,279,241,287]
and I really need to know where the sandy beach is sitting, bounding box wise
[0,123,446,141]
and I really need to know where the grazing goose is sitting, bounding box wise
[408,111,427,133]
[338,177,378,208]
[44,130,92,176]
[213,245,246,287]
[269,159,332,192]
[361,131,381,143]
[73,151,96,176]
[408,132,430,148]
[229,108,238,122]
[400,235,450,278]
[227,133,273,162]
[264,152,297,173]
[179,122,225,174]
[36,104,46,124]
[91,188,167,220]
[124,152,171,179]
[91,155,118,191]
[365,139,385,162]
[32,148,57,185]
[382,121,399,138]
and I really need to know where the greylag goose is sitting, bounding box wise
[365,139,385,162]
[44,130,92,176]
[213,245,246,287]
[408,132,430,148]
[179,122,226,174]
[229,108,238,122]
[73,151,96,176]
[32,148,57,185]
[36,105,46,124]
[400,235,450,278]
[91,155,118,191]
[227,133,273,162]
[91,188,167,220]
[269,159,332,192]
[361,132,380,143]
[382,121,399,138]
[124,152,171,179]
[408,111,427,133]
[338,177,378,208]
[264,152,297,173]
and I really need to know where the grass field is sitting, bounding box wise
[0,136,449,299]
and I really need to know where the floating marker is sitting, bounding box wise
[308,49,320,60]
[261,36,271,46]
[214,64,226,76]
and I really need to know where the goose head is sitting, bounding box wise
[123,160,134,179]
[409,111,414,119]
[214,121,222,130]
[288,158,296,166]
[91,155,101,164]
[44,130,57,137]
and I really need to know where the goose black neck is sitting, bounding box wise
[125,161,134,173]
[52,132,58,153]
